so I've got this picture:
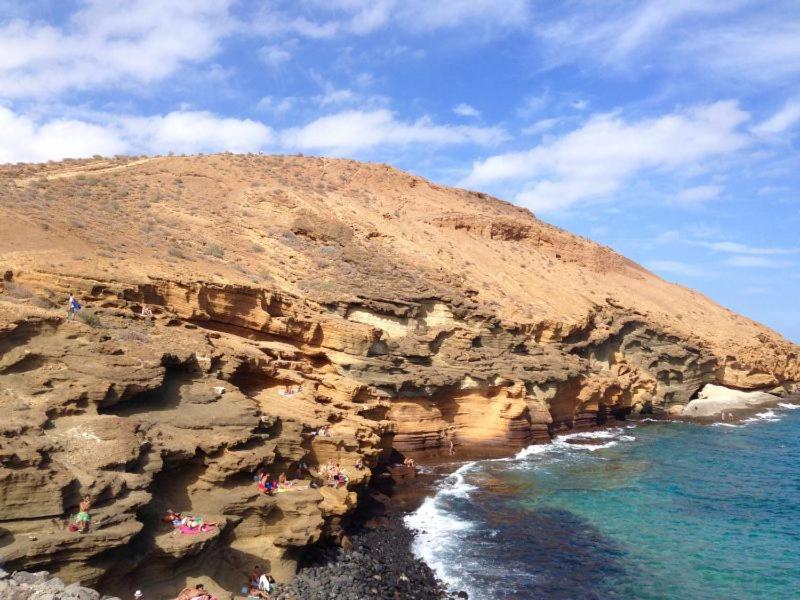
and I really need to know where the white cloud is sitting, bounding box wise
[257,0,530,38]
[0,106,273,162]
[698,241,798,255]
[397,0,530,32]
[0,1,235,98]
[280,108,507,154]
[0,106,127,163]
[533,1,800,84]
[689,21,800,83]
[0,105,507,163]
[258,45,293,68]
[453,103,481,118]
[752,100,800,136]
[316,88,357,106]
[674,184,722,203]
[121,111,275,155]
[726,255,793,268]
[256,96,297,114]
[464,101,749,212]
[522,117,562,135]
[647,259,704,277]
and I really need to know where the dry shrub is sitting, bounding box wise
[4,282,35,299]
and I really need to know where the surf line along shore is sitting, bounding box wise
[394,389,800,597]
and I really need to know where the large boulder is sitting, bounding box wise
[682,384,779,418]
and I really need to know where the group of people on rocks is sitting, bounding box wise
[317,459,350,488]
[254,458,363,494]
[314,423,332,437]
[256,468,299,495]
[136,564,274,599]
[244,565,276,599]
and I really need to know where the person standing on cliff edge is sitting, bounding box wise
[67,293,81,320]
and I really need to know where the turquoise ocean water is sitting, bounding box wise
[405,403,800,600]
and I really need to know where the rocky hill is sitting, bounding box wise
[1,154,797,598]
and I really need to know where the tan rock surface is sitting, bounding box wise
[0,154,798,596]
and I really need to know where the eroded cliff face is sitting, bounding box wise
[1,154,798,596]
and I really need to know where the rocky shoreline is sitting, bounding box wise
[273,516,449,600]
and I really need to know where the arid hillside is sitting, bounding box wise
[0,154,798,596]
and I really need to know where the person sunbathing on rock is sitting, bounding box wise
[245,584,270,599]
[176,583,218,600]
[162,509,185,526]
[355,457,364,470]
[403,457,416,469]
[75,495,92,533]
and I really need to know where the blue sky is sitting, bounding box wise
[1,1,798,341]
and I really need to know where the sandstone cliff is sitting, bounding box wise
[1,154,797,596]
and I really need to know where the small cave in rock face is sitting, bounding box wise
[368,340,389,356]
[97,369,193,415]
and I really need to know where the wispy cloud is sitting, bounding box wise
[0,104,511,163]
[532,1,800,85]
[752,100,800,136]
[258,44,293,68]
[699,241,799,256]
[453,103,481,118]
[647,259,704,277]
[0,1,235,98]
[256,0,531,39]
[674,184,723,204]
[464,101,749,212]
[726,255,794,268]
[280,109,507,154]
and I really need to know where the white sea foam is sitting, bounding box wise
[711,422,743,428]
[513,443,557,460]
[404,495,473,589]
[571,440,619,451]
[743,408,782,424]
[778,402,800,410]
[558,428,623,440]
[404,461,480,590]
[438,461,478,498]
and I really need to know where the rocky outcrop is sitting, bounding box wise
[0,569,117,600]
[683,384,780,418]
[1,154,798,597]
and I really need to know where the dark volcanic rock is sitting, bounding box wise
[275,517,445,600]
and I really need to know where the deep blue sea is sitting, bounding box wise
[405,403,800,600]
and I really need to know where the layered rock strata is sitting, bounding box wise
[1,154,798,597]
